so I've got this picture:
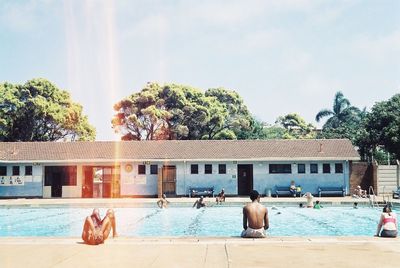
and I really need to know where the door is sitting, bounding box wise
[51,172,62,198]
[82,167,93,198]
[102,168,112,198]
[237,164,253,196]
[162,165,176,195]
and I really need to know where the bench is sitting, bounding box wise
[188,186,214,198]
[318,186,345,197]
[393,187,400,199]
[275,185,302,197]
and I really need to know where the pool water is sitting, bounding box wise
[0,206,397,237]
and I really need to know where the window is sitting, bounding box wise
[150,165,158,175]
[335,163,343,173]
[269,164,292,174]
[310,164,318,174]
[44,166,77,186]
[25,166,33,176]
[12,166,20,176]
[138,165,146,175]
[297,164,305,174]
[0,166,6,176]
[191,164,198,174]
[218,164,226,174]
[205,164,212,174]
[323,163,331,174]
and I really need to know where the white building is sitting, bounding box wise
[0,139,360,198]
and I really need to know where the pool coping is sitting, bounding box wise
[0,196,398,208]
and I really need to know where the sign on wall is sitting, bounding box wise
[0,176,25,186]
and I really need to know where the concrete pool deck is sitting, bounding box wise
[0,197,399,267]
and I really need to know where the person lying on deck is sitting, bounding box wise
[82,208,117,245]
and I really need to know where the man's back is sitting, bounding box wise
[243,202,267,229]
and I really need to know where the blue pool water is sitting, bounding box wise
[0,205,397,237]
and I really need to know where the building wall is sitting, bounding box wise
[0,160,352,198]
[349,161,375,195]
[0,164,43,198]
[377,163,399,194]
[120,162,158,196]
[253,161,349,196]
[176,160,350,196]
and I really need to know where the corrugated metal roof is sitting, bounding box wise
[0,139,360,162]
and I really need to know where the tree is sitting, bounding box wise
[112,83,255,140]
[275,113,316,139]
[205,88,253,139]
[0,78,96,141]
[316,91,361,127]
[316,91,363,143]
[363,94,400,161]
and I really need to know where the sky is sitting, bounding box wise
[0,0,399,140]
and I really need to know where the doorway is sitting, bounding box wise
[237,164,253,195]
[162,165,176,195]
[82,166,120,198]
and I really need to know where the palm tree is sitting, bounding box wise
[315,91,361,128]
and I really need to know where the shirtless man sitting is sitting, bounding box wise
[241,190,269,238]
[82,208,117,245]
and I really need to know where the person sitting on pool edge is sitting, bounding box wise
[241,190,269,238]
[193,196,206,209]
[216,188,225,204]
[82,208,117,245]
[376,205,397,238]
[157,193,170,208]
[289,180,297,197]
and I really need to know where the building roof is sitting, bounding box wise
[0,139,360,163]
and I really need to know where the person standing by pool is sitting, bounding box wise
[82,208,117,245]
[303,192,314,208]
[157,193,170,208]
[241,190,269,238]
[376,205,397,238]
[193,196,206,209]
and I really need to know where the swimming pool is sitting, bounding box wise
[0,205,397,237]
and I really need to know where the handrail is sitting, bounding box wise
[368,186,379,208]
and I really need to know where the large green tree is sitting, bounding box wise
[276,113,316,139]
[316,91,363,143]
[0,78,96,141]
[362,94,400,161]
[112,83,254,140]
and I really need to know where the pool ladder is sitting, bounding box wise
[368,186,379,208]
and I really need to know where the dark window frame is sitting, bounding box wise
[0,166,6,176]
[269,164,292,174]
[335,163,343,174]
[138,165,146,175]
[218,164,226,174]
[191,164,198,174]
[25,166,33,176]
[310,163,318,174]
[297,164,305,174]
[44,166,77,186]
[150,165,158,175]
[12,166,20,176]
[205,164,212,174]
[323,163,331,174]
